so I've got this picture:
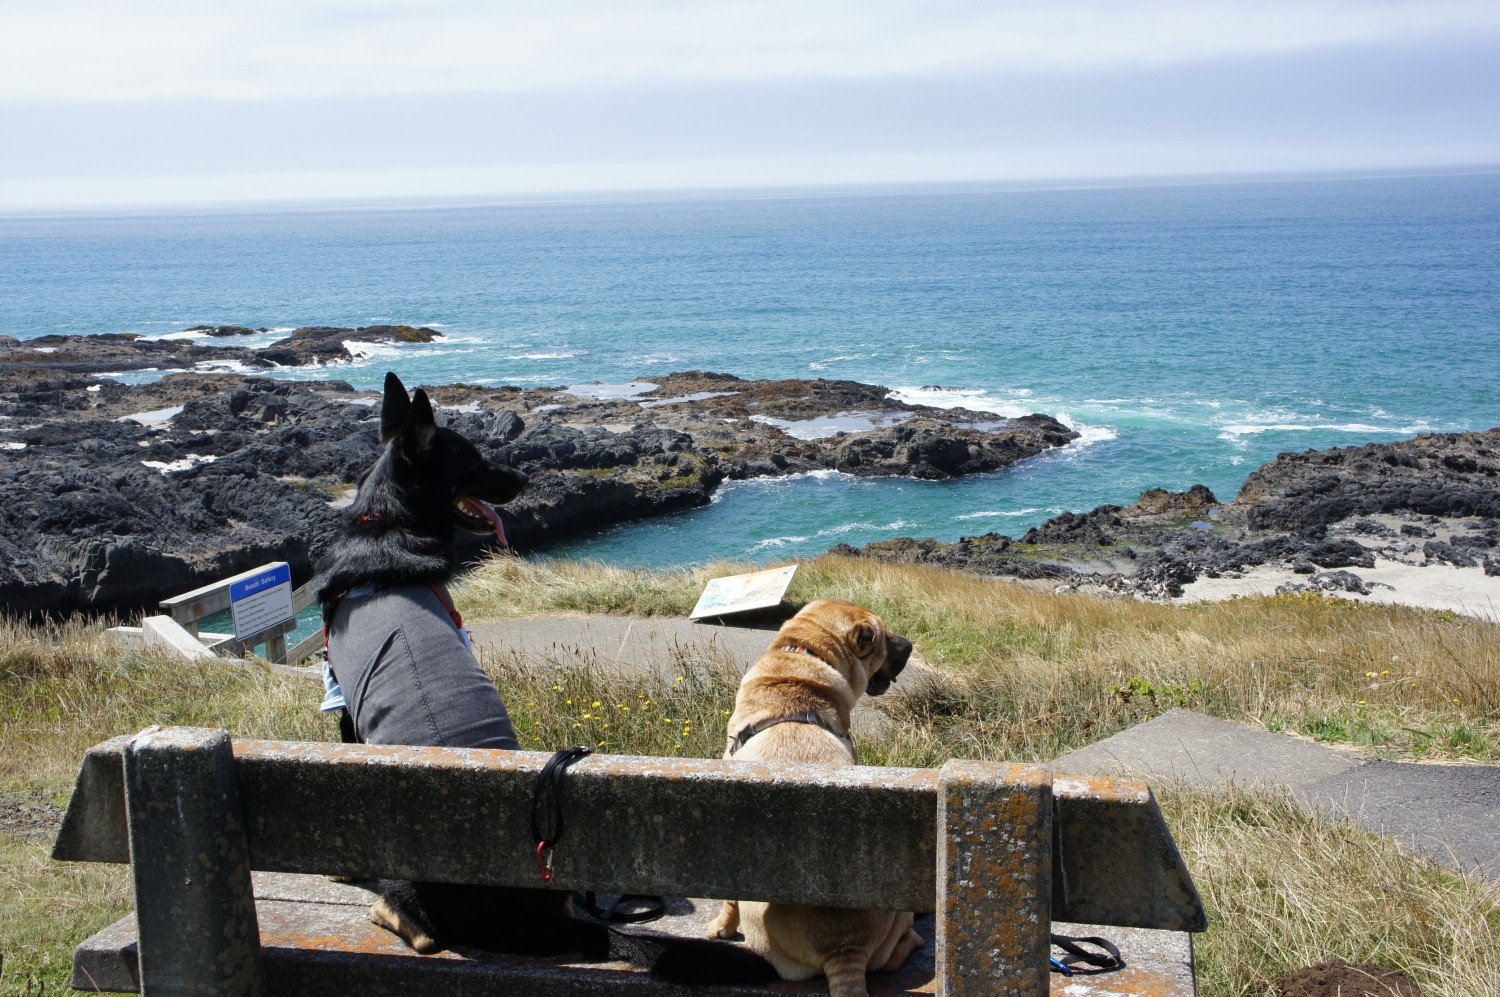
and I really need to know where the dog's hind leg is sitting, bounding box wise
[870,912,923,972]
[822,946,873,997]
[706,899,741,939]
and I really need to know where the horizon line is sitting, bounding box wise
[4,160,1499,220]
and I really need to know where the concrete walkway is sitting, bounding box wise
[1054,709,1500,882]
[471,617,1498,884]
[468,615,781,677]
[466,614,941,740]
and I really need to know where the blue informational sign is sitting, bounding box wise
[229,563,295,639]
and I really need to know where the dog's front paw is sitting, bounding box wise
[371,897,441,954]
[706,899,741,940]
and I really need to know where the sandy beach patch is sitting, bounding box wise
[1178,558,1500,621]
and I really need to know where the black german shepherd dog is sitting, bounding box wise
[314,373,777,981]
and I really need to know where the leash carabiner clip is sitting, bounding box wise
[536,840,555,882]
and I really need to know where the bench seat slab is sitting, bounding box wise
[73,875,1196,997]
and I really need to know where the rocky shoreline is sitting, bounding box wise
[0,327,1076,617]
[835,430,1500,614]
[4,326,1495,621]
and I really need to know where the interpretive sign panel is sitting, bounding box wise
[229,562,295,639]
[689,564,797,619]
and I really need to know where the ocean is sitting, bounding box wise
[3,169,1498,570]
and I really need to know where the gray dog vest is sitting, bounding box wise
[323,584,520,750]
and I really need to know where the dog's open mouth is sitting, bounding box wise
[455,496,508,545]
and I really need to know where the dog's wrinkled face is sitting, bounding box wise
[782,598,912,697]
[378,372,529,543]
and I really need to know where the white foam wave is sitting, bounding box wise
[1053,412,1118,447]
[709,468,849,503]
[343,340,404,361]
[473,375,556,385]
[192,358,279,375]
[509,349,585,361]
[808,352,878,370]
[749,518,914,551]
[750,535,810,550]
[1218,422,1425,439]
[888,385,1036,418]
[955,508,1051,521]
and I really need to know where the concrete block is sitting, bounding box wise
[141,615,219,662]
[1051,776,1207,932]
[124,727,264,996]
[936,760,1052,997]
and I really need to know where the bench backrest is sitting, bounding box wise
[54,727,1205,996]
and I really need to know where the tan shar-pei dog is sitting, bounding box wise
[708,598,921,997]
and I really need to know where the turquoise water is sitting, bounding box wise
[3,170,1497,568]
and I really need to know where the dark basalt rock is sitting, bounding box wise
[839,430,1500,602]
[0,352,1077,618]
[1423,540,1477,568]
[1235,431,1500,530]
[0,324,445,375]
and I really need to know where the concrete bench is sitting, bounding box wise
[53,727,1206,995]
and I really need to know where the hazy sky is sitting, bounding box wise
[2,0,1498,208]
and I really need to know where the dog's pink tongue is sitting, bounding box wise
[461,498,508,546]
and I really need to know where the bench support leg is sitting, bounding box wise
[124,727,265,997]
[936,760,1052,997]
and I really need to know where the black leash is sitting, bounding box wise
[530,746,593,882]
[529,746,668,923]
[1049,933,1125,975]
[583,891,667,925]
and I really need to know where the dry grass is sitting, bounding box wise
[481,639,744,758]
[0,616,333,795]
[3,553,1498,995]
[0,615,332,993]
[1164,788,1500,997]
[460,553,1500,764]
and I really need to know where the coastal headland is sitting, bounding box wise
[2,325,1496,619]
[837,429,1500,618]
[0,326,1076,616]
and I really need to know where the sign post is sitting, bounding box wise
[229,563,295,640]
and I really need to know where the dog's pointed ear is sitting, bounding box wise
[381,372,411,443]
[852,621,878,655]
[404,388,438,453]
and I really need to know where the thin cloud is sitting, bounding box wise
[3,0,1498,103]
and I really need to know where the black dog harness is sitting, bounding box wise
[728,645,855,756]
[728,710,853,756]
